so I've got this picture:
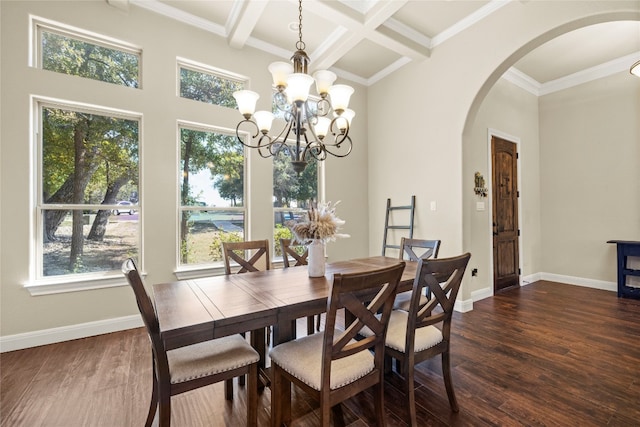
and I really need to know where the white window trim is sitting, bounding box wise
[28,96,143,295]
[174,120,250,275]
[30,15,143,87]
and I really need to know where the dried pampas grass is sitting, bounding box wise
[287,201,349,244]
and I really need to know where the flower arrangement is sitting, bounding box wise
[287,201,349,245]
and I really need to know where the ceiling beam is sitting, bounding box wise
[227,0,269,49]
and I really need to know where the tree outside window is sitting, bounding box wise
[40,104,140,277]
[179,127,245,265]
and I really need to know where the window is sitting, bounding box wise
[38,101,140,278]
[273,153,318,258]
[178,59,244,107]
[35,19,140,88]
[179,124,246,266]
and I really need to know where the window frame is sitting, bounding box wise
[31,16,142,88]
[175,120,249,276]
[26,96,143,295]
[176,57,247,105]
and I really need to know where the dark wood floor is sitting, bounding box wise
[2,280,639,426]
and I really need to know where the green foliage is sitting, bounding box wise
[179,67,242,107]
[273,153,317,208]
[273,225,293,257]
[209,231,243,261]
[42,106,139,203]
[42,31,139,88]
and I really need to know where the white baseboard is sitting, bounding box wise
[1,272,617,352]
[0,314,143,353]
[538,272,616,292]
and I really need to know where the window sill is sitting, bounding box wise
[174,265,226,280]
[25,272,131,296]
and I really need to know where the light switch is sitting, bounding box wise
[430,201,437,211]
[476,201,485,211]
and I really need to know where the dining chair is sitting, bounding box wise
[122,258,259,427]
[362,253,470,426]
[280,238,319,335]
[222,239,272,383]
[393,237,441,311]
[269,262,406,427]
[222,239,271,274]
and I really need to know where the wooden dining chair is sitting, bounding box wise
[122,258,259,427]
[222,239,272,383]
[269,262,406,427]
[222,239,271,274]
[363,253,470,426]
[393,237,441,311]
[280,238,319,335]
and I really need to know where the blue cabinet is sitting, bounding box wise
[607,240,640,299]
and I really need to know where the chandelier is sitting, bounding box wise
[232,0,355,174]
[631,60,640,77]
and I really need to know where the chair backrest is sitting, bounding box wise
[280,238,308,267]
[321,262,405,389]
[399,237,441,261]
[406,253,471,350]
[122,258,170,375]
[222,239,271,274]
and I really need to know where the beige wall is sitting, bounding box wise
[0,1,368,340]
[463,78,541,298]
[539,72,640,281]
[367,1,639,305]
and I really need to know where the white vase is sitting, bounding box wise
[307,240,326,277]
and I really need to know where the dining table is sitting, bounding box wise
[153,255,417,384]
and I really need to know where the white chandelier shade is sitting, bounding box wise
[231,0,356,174]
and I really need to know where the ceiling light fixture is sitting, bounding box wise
[232,0,355,174]
[631,60,640,77]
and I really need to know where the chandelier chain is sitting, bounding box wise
[296,0,305,51]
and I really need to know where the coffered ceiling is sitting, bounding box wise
[126,0,640,94]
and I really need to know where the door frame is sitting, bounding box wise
[487,128,524,295]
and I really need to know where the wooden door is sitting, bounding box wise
[491,136,520,292]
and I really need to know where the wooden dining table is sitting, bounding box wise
[153,255,417,383]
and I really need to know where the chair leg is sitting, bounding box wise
[373,382,386,427]
[145,369,159,427]
[307,316,315,335]
[442,351,459,412]
[247,363,258,427]
[316,313,322,331]
[158,394,171,427]
[405,363,417,427]
[271,364,290,427]
[239,332,246,386]
[224,379,234,401]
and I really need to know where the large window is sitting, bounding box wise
[273,153,318,258]
[38,101,140,278]
[179,125,246,266]
[35,18,140,88]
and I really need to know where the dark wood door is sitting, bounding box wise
[491,136,519,292]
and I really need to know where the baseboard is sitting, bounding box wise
[2,272,616,352]
[0,315,143,353]
[455,297,474,313]
[538,272,616,292]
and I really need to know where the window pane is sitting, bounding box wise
[40,104,140,278]
[179,127,245,266]
[42,106,139,205]
[273,154,317,257]
[179,67,243,107]
[180,210,245,264]
[41,30,139,88]
[42,209,139,276]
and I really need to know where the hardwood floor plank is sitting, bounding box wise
[2,280,639,426]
